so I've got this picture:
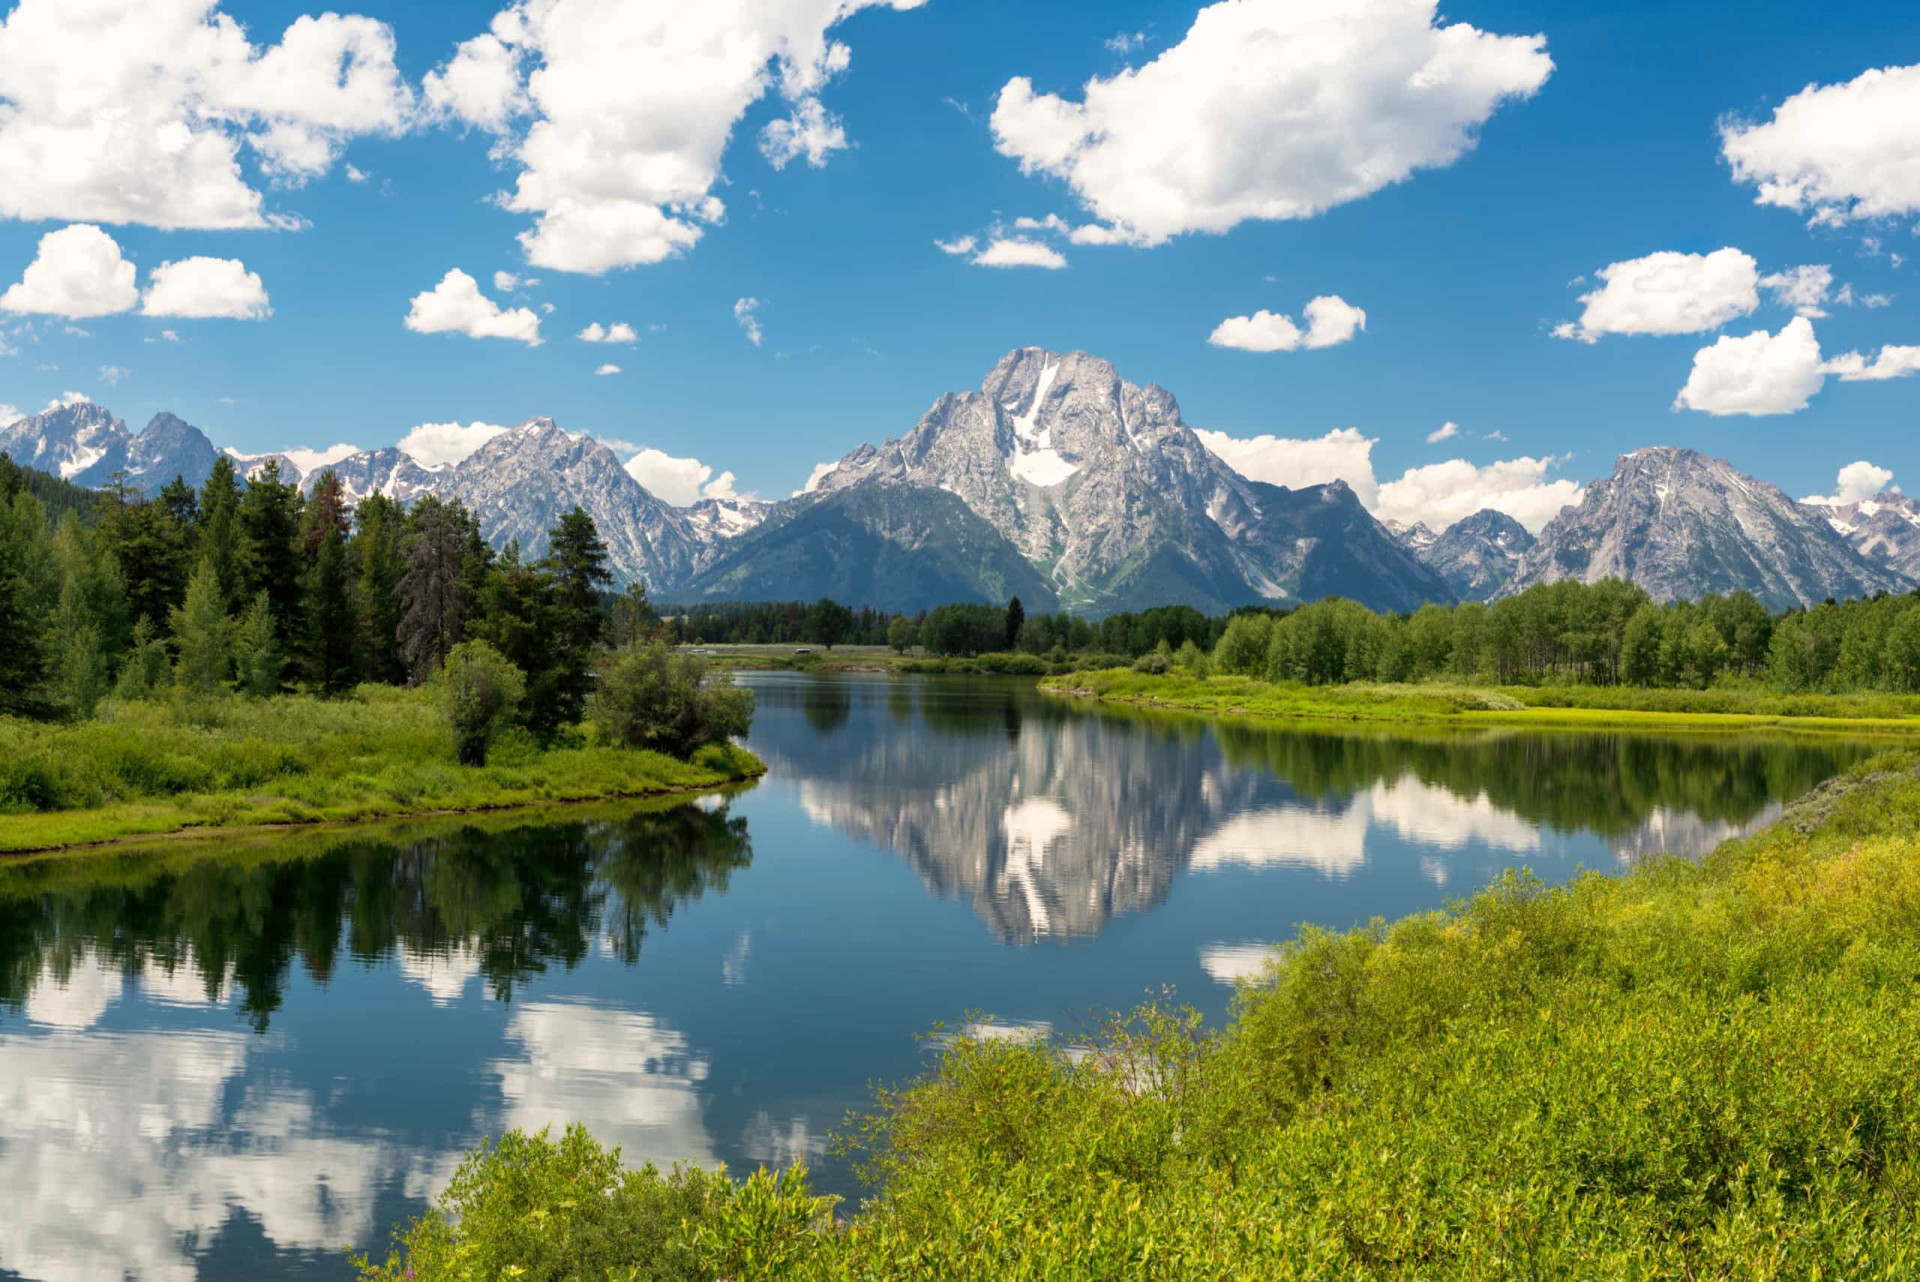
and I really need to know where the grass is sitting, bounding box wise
[0,686,764,854]
[364,749,1920,1279]
[1041,669,1920,737]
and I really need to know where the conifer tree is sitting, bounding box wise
[114,615,173,700]
[198,455,244,607]
[301,471,356,694]
[171,559,230,697]
[49,576,109,716]
[351,491,406,685]
[231,590,283,698]
[237,458,304,647]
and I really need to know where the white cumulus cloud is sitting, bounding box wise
[1820,344,1920,383]
[404,269,542,345]
[1554,248,1758,342]
[1208,296,1365,352]
[989,0,1551,246]
[594,363,620,376]
[0,224,138,318]
[623,448,745,505]
[0,0,414,230]
[577,321,637,344]
[1374,456,1584,534]
[971,238,1068,269]
[1759,264,1832,317]
[1721,62,1920,226]
[934,235,977,256]
[142,256,271,319]
[796,460,839,496]
[1673,316,1825,416]
[427,0,927,274]
[282,443,360,473]
[395,420,510,467]
[1427,421,1460,444]
[1194,426,1381,505]
[1803,461,1896,508]
[733,297,763,346]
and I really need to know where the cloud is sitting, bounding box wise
[1803,461,1896,507]
[1375,456,1584,533]
[796,460,839,496]
[577,321,637,344]
[429,0,926,275]
[345,163,368,183]
[971,238,1068,269]
[1835,284,1893,309]
[0,0,413,230]
[934,235,977,256]
[1721,63,1920,225]
[0,404,19,425]
[0,224,138,318]
[1208,296,1365,352]
[403,269,542,344]
[395,420,510,467]
[1105,31,1147,54]
[1673,316,1824,416]
[493,270,521,291]
[594,362,620,376]
[1427,421,1460,444]
[282,443,360,472]
[1193,426,1380,505]
[989,0,1550,246]
[1759,264,1832,317]
[141,256,272,319]
[1554,248,1758,342]
[1820,344,1920,382]
[733,297,763,346]
[623,447,745,505]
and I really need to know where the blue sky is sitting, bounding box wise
[0,0,1915,524]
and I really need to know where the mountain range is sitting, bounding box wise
[2,350,1911,615]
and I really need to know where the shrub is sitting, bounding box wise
[590,638,754,759]
[436,640,526,766]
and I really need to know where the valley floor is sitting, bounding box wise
[1040,670,1920,737]
[0,690,764,855]
[364,748,1920,1279]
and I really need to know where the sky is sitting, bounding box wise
[0,0,1916,527]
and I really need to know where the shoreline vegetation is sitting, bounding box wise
[1041,669,1920,737]
[363,750,1920,1278]
[0,685,765,856]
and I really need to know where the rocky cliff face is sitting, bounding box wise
[1505,447,1910,609]
[1419,509,1534,602]
[298,447,445,505]
[1813,491,1920,582]
[0,401,130,486]
[813,347,1447,614]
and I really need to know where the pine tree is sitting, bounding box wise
[0,491,58,715]
[171,559,230,697]
[398,496,476,680]
[1005,596,1026,651]
[544,507,611,728]
[609,581,657,647]
[231,590,283,698]
[300,472,356,695]
[237,458,304,648]
[198,456,244,608]
[49,576,109,717]
[351,491,406,685]
[114,615,173,700]
[101,489,192,631]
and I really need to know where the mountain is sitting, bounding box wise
[1384,519,1439,553]
[223,447,307,488]
[680,495,773,545]
[1505,447,1911,610]
[1420,509,1534,602]
[808,347,1447,614]
[125,413,221,492]
[680,482,1060,613]
[440,418,707,587]
[299,447,444,504]
[1813,491,1920,581]
[0,401,129,485]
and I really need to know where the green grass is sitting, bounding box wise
[1042,669,1920,736]
[0,687,764,853]
[364,749,1920,1279]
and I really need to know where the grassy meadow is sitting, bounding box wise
[361,747,1920,1279]
[0,686,764,853]
[1042,668,1920,736]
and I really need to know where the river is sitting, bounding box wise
[0,673,1875,1280]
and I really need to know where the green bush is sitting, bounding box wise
[590,639,754,759]
[436,640,526,766]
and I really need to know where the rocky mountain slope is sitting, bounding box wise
[0,403,228,492]
[811,347,1447,614]
[1813,491,1920,582]
[1504,447,1910,610]
[298,447,445,504]
[1419,509,1535,602]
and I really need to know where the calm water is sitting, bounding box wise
[0,674,1876,1281]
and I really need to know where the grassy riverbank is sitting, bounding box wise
[363,748,1920,1279]
[0,688,764,854]
[1041,669,1920,736]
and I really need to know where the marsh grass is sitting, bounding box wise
[0,686,763,852]
[1045,669,1920,735]
[363,750,1920,1280]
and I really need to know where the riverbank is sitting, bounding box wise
[689,643,1116,677]
[363,748,1920,1278]
[1041,669,1920,736]
[0,689,765,855]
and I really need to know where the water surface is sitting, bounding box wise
[0,674,1873,1281]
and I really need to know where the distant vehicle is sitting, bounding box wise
[690,648,713,655]
[794,647,813,655]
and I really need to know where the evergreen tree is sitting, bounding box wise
[197,456,244,607]
[351,492,406,685]
[398,496,478,680]
[101,488,193,631]
[171,559,230,697]
[237,458,304,647]
[802,597,855,650]
[232,591,284,698]
[0,491,58,715]
[49,576,109,717]
[476,546,563,738]
[1005,596,1025,651]
[114,615,173,700]
[544,507,611,727]
[301,472,356,695]
[609,581,657,648]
